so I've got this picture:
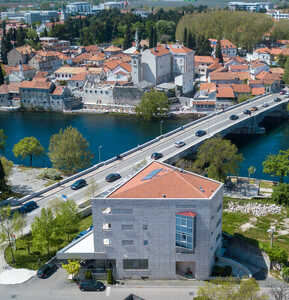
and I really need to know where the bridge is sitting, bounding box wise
[9,93,289,229]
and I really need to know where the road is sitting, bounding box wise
[19,93,288,233]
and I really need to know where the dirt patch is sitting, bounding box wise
[240,222,255,232]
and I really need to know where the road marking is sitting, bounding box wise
[106,286,111,296]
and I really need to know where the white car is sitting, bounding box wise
[175,141,186,148]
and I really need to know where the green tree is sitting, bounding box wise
[31,207,55,255]
[267,246,288,268]
[271,183,289,206]
[0,65,4,85]
[215,40,223,64]
[277,54,287,68]
[183,27,188,46]
[13,137,44,166]
[0,129,8,191]
[282,266,289,282]
[248,166,256,179]
[62,260,80,279]
[283,57,289,84]
[122,25,132,50]
[193,136,243,182]
[187,32,195,49]
[263,150,289,183]
[149,25,154,48]
[196,35,212,56]
[0,206,26,264]
[135,90,169,121]
[48,126,93,175]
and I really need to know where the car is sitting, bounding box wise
[105,173,121,182]
[195,130,206,137]
[18,201,38,214]
[250,106,258,112]
[243,109,251,115]
[174,141,185,148]
[280,90,286,95]
[78,280,106,292]
[37,263,57,279]
[262,103,269,108]
[151,152,163,160]
[274,97,281,102]
[71,179,87,190]
[115,154,122,160]
[229,114,239,120]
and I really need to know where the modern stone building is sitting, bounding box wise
[57,161,223,280]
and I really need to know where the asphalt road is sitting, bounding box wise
[20,93,288,233]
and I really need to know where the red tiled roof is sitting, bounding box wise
[69,72,87,81]
[195,56,217,65]
[193,101,216,105]
[216,86,235,98]
[20,80,52,90]
[149,46,170,57]
[270,67,284,75]
[108,161,221,199]
[210,72,239,81]
[176,212,197,217]
[168,44,193,54]
[104,45,122,52]
[230,65,248,71]
[231,84,251,94]
[251,87,265,96]
[52,86,64,95]
[199,83,217,92]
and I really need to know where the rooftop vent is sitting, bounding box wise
[162,194,166,198]
[180,169,184,173]
[200,186,205,193]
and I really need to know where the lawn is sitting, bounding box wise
[5,215,93,270]
[222,197,289,252]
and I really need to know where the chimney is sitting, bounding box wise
[162,194,166,198]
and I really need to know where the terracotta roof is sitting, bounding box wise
[255,47,271,54]
[277,40,289,45]
[270,48,282,56]
[251,87,265,96]
[230,65,248,71]
[20,80,52,90]
[52,86,64,95]
[216,86,235,98]
[55,66,87,75]
[195,56,217,65]
[207,63,223,71]
[7,82,20,93]
[251,62,266,68]
[235,72,251,81]
[69,72,87,81]
[231,84,251,94]
[15,45,34,55]
[88,67,103,74]
[84,45,99,53]
[104,45,122,52]
[176,212,197,217]
[193,101,216,105]
[168,44,193,54]
[221,39,236,49]
[199,82,217,93]
[210,72,239,81]
[256,71,269,80]
[0,84,8,94]
[3,64,34,75]
[281,48,289,56]
[149,46,170,57]
[34,71,48,79]
[270,67,284,75]
[119,62,131,72]
[108,161,221,199]
[248,80,263,86]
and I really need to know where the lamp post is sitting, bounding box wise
[160,119,164,136]
[98,145,102,163]
[267,226,276,248]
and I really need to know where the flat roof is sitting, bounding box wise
[108,161,221,199]
[60,231,94,254]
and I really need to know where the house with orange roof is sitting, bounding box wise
[194,56,218,79]
[209,71,240,84]
[7,45,35,66]
[104,45,122,56]
[54,66,87,81]
[57,161,223,280]
[209,39,237,57]
[0,82,21,107]
[28,50,64,73]
[3,64,36,82]
[251,87,265,96]
[40,37,70,52]
[250,61,269,77]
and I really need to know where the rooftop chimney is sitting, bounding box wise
[162,194,166,198]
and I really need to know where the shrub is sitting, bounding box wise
[39,168,62,180]
[85,270,92,280]
[211,265,232,277]
[282,266,289,282]
[107,269,114,284]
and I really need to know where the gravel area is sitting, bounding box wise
[8,166,52,195]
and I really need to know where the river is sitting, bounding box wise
[0,111,288,181]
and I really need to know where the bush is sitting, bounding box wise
[85,270,92,280]
[107,269,114,284]
[272,183,289,206]
[39,168,62,180]
[281,266,289,282]
[211,265,232,277]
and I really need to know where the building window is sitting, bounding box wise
[111,208,133,214]
[102,207,111,214]
[144,240,148,246]
[143,224,148,230]
[121,224,133,230]
[176,213,195,250]
[122,240,134,246]
[103,238,111,246]
[103,223,111,231]
[123,259,148,270]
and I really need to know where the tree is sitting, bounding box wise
[135,90,169,121]
[248,166,256,179]
[187,32,195,50]
[122,25,132,50]
[0,65,4,85]
[215,40,223,64]
[31,207,55,255]
[277,54,287,68]
[53,199,80,241]
[62,260,80,279]
[0,206,26,264]
[272,183,289,206]
[183,27,188,46]
[283,57,289,84]
[282,266,289,282]
[13,137,44,166]
[193,136,243,182]
[48,126,93,175]
[267,246,288,270]
[149,25,154,48]
[196,35,212,56]
[0,129,8,191]
[263,149,289,183]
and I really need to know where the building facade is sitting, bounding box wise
[66,2,92,15]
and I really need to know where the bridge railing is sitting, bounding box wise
[15,93,271,205]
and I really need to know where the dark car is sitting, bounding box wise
[78,280,106,292]
[174,141,185,148]
[262,103,269,108]
[250,106,258,112]
[243,109,251,115]
[195,130,206,137]
[18,201,38,214]
[280,90,286,95]
[151,152,163,160]
[71,179,87,190]
[229,114,239,120]
[105,173,121,182]
[116,154,122,160]
[274,97,281,102]
[37,263,57,279]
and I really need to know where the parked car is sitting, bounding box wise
[174,141,185,148]
[78,280,106,292]
[280,90,286,95]
[37,263,57,279]
[18,201,38,214]
[151,152,163,160]
[195,130,206,137]
[71,179,87,190]
[250,106,258,112]
[243,109,251,115]
[105,173,121,182]
[262,103,269,108]
[229,114,239,120]
[115,154,122,160]
[274,97,281,102]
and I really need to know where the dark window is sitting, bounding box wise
[122,240,134,246]
[143,224,148,230]
[123,259,148,270]
[121,224,133,230]
[144,240,148,246]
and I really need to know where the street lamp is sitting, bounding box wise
[160,119,164,136]
[98,145,102,163]
[267,226,276,248]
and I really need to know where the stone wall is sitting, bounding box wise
[113,86,144,106]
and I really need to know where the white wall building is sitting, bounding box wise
[66,2,92,15]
